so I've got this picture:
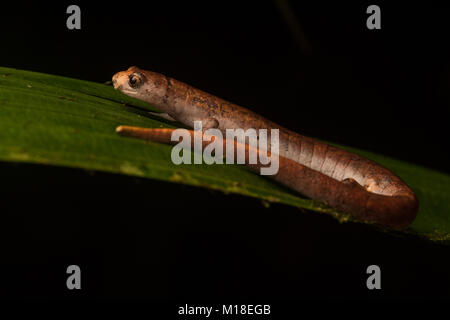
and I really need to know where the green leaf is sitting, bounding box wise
[0,67,449,243]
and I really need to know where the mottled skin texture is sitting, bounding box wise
[113,66,418,229]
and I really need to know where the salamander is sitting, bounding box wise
[112,66,418,230]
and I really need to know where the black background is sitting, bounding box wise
[0,0,449,305]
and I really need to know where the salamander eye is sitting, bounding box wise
[128,73,143,88]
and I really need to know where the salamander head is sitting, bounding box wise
[112,66,169,107]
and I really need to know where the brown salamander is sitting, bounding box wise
[112,66,418,230]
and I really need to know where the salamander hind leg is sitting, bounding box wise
[342,178,368,191]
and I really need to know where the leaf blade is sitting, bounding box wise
[0,67,449,243]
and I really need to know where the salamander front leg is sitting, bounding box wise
[148,112,177,122]
[201,118,219,130]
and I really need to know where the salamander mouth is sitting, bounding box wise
[112,81,137,95]
[118,87,138,95]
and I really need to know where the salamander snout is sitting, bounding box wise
[112,70,134,91]
[112,77,118,89]
[112,72,123,90]
[112,68,147,98]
